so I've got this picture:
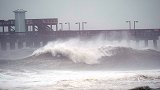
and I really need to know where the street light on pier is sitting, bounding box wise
[134,21,138,29]
[126,21,131,29]
[75,22,80,31]
[65,22,70,30]
[59,23,63,31]
[82,22,87,30]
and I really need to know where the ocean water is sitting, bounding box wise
[0,38,160,90]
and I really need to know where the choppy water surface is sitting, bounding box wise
[0,39,160,90]
[0,70,160,90]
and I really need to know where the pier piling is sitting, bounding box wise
[145,40,149,47]
[1,41,7,50]
[153,40,158,49]
[10,40,16,50]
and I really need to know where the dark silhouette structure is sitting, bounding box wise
[1,9,159,50]
[0,19,160,50]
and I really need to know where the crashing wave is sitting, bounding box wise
[31,42,101,64]
[30,39,160,66]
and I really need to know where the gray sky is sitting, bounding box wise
[0,0,160,30]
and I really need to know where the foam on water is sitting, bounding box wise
[0,69,160,89]
[31,38,160,66]
[32,40,101,64]
[0,38,160,89]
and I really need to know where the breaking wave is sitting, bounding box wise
[30,39,160,66]
[31,41,101,64]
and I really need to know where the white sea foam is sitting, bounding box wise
[0,38,160,89]
[32,39,102,64]
[0,70,160,90]
[31,38,160,65]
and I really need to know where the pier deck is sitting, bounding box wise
[0,29,160,50]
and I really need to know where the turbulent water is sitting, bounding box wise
[0,38,160,90]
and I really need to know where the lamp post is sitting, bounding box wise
[82,22,87,30]
[133,21,138,29]
[75,22,80,31]
[65,22,70,30]
[126,21,131,29]
[59,23,63,31]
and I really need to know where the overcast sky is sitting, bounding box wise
[0,0,160,30]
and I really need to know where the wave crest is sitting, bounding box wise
[32,40,101,64]
[31,39,160,66]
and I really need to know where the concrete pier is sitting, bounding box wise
[0,10,159,50]
[0,29,159,50]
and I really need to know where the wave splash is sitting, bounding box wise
[31,38,160,65]
[32,39,102,64]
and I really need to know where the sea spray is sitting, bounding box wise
[31,38,160,68]
[32,39,102,64]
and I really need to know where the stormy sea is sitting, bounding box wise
[0,38,160,90]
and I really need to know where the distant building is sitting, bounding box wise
[13,9,27,32]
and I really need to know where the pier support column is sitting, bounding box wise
[56,24,58,31]
[10,40,16,50]
[153,40,158,49]
[50,25,53,31]
[145,40,148,47]
[2,26,4,32]
[8,26,11,32]
[18,40,23,49]
[1,41,7,50]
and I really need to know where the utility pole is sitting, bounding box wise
[65,22,70,30]
[126,21,131,29]
[82,22,87,30]
[133,21,138,29]
[75,22,80,31]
